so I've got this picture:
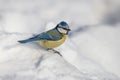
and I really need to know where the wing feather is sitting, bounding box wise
[18,29,62,43]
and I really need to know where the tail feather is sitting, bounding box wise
[18,40,29,43]
[18,38,37,43]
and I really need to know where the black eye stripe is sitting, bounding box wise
[59,27,70,31]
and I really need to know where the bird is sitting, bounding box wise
[18,21,71,56]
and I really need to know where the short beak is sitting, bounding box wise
[67,28,71,31]
[66,29,71,35]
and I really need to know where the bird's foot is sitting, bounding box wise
[47,48,62,56]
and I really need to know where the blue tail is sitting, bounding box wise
[18,38,37,43]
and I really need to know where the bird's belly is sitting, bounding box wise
[38,35,66,48]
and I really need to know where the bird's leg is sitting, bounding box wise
[52,49,62,56]
[47,48,62,56]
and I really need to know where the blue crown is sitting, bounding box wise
[60,21,68,26]
[58,21,69,29]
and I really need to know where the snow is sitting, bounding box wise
[71,25,120,77]
[0,0,120,80]
[0,32,119,80]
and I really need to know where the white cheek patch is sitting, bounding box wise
[58,28,68,34]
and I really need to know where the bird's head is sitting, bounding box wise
[56,21,71,35]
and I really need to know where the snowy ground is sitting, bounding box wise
[0,0,120,80]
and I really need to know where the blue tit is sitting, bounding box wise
[18,21,71,49]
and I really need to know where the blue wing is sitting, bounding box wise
[18,30,62,43]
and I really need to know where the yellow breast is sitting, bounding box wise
[38,35,67,48]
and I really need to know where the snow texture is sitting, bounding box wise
[0,31,119,80]
[0,0,120,80]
